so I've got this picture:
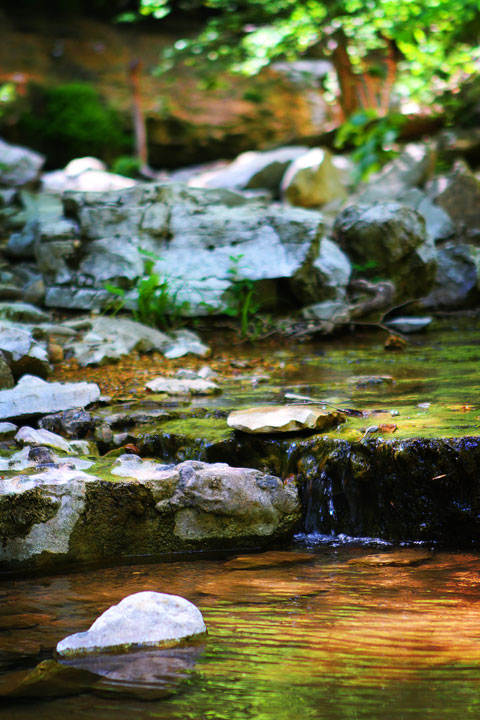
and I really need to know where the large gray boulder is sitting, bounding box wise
[333,202,437,301]
[40,182,333,314]
[354,143,435,204]
[427,160,480,244]
[0,138,45,187]
[0,455,301,570]
[396,188,455,243]
[56,592,206,656]
[422,244,480,309]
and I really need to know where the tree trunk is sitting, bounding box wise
[128,58,150,174]
[331,31,398,118]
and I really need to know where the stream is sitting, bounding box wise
[2,545,480,718]
[2,321,480,715]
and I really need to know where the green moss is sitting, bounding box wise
[155,418,233,444]
[68,481,178,560]
[18,83,131,167]
[0,490,59,543]
[297,328,480,440]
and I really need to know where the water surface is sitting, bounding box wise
[2,545,480,719]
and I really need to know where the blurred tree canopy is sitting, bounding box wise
[127,0,480,118]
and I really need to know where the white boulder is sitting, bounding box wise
[56,592,206,656]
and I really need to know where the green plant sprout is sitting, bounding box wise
[223,254,262,339]
[105,249,189,330]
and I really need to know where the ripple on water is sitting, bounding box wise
[2,549,480,719]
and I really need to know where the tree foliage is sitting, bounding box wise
[128,0,480,113]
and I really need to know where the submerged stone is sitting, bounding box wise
[227,404,345,434]
[347,550,433,567]
[224,550,315,570]
[0,659,100,700]
[347,375,394,388]
[56,591,206,656]
[201,573,325,601]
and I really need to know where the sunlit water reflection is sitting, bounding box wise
[2,546,480,718]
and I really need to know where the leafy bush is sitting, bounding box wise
[334,110,405,184]
[18,83,131,167]
[111,155,142,178]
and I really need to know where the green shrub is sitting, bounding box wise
[111,155,141,178]
[18,83,131,167]
[334,110,405,184]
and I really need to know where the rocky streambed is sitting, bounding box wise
[1,318,480,574]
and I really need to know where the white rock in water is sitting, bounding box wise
[0,375,100,420]
[386,316,432,334]
[15,426,72,453]
[227,404,345,434]
[146,377,219,395]
[56,592,207,656]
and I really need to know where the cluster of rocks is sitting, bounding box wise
[2,133,480,328]
[0,429,300,570]
[0,301,212,407]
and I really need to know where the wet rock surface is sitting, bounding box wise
[56,591,206,656]
[0,453,301,570]
[227,404,346,434]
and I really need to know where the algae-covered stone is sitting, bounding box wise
[0,354,14,390]
[56,592,206,656]
[0,468,98,564]
[227,404,345,434]
[0,456,300,570]
[347,375,394,388]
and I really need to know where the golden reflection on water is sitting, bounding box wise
[2,547,480,719]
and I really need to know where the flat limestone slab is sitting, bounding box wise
[227,404,345,434]
[0,375,100,420]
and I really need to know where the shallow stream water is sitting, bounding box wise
[3,545,480,719]
[3,322,480,716]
